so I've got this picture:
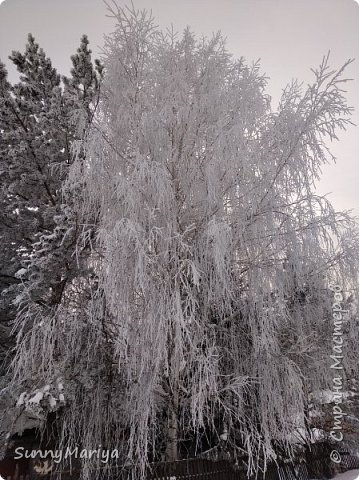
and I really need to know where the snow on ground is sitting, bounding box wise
[334,471,359,480]
[311,471,359,480]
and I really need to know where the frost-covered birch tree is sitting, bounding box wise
[7,4,359,479]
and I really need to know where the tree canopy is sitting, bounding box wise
[1,4,359,479]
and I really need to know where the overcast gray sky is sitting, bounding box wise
[0,0,358,215]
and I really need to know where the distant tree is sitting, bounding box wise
[6,4,359,479]
[0,34,102,451]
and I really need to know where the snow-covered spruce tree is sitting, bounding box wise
[0,34,102,450]
[8,5,359,479]
[0,39,65,445]
[0,61,16,376]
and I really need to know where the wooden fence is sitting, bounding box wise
[1,450,359,480]
[146,454,359,480]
